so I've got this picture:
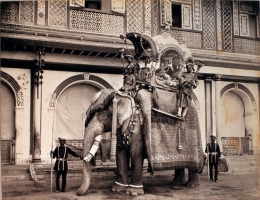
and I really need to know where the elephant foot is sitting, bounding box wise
[111,182,128,192]
[169,179,186,187]
[186,182,199,187]
[126,185,144,196]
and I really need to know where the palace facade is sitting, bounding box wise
[1,0,260,165]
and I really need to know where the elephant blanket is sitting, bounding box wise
[150,88,204,171]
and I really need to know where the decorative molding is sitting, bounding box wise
[0,71,24,106]
[0,32,125,49]
[37,0,46,25]
[49,74,113,107]
[220,83,257,112]
[213,74,222,81]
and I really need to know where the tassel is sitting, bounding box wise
[110,96,118,162]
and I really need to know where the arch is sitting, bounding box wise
[220,83,257,113]
[49,73,113,107]
[0,71,23,106]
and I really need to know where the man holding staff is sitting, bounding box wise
[50,137,82,192]
[205,135,221,182]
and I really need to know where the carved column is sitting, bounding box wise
[32,51,45,163]
[213,74,223,152]
[205,77,213,143]
[32,71,41,163]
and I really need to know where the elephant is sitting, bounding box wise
[76,88,205,196]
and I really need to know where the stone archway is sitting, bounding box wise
[220,83,257,155]
[0,71,24,164]
[45,73,113,161]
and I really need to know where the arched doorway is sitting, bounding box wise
[220,91,245,138]
[1,82,16,164]
[54,83,99,140]
[219,83,256,155]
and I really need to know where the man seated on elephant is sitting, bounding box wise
[51,137,83,192]
[176,62,198,119]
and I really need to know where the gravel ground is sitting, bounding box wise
[2,171,260,200]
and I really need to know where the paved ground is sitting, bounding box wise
[2,171,260,200]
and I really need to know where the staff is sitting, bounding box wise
[50,105,56,193]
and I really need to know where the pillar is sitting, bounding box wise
[32,73,42,163]
[213,74,223,152]
[15,106,24,164]
[205,77,213,143]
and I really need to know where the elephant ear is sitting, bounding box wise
[114,92,136,126]
[85,89,115,127]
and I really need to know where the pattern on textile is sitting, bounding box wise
[150,89,203,171]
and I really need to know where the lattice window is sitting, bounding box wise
[19,1,34,23]
[216,0,222,50]
[234,37,260,55]
[0,2,18,22]
[126,0,143,33]
[165,29,202,49]
[48,0,67,27]
[223,0,232,51]
[70,10,124,34]
[144,0,152,35]
[152,0,159,36]
[203,0,216,50]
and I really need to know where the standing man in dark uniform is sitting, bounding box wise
[51,137,82,192]
[205,135,221,182]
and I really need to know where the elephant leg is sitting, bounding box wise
[170,169,186,187]
[111,147,130,192]
[126,140,144,196]
[186,169,200,187]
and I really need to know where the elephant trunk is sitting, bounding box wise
[77,160,91,196]
[77,119,102,196]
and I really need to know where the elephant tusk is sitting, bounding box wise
[84,135,101,162]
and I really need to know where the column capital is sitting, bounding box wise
[213,74,223,81]
[205,76,213,82]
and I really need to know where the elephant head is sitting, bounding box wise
[77,89,141,196]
